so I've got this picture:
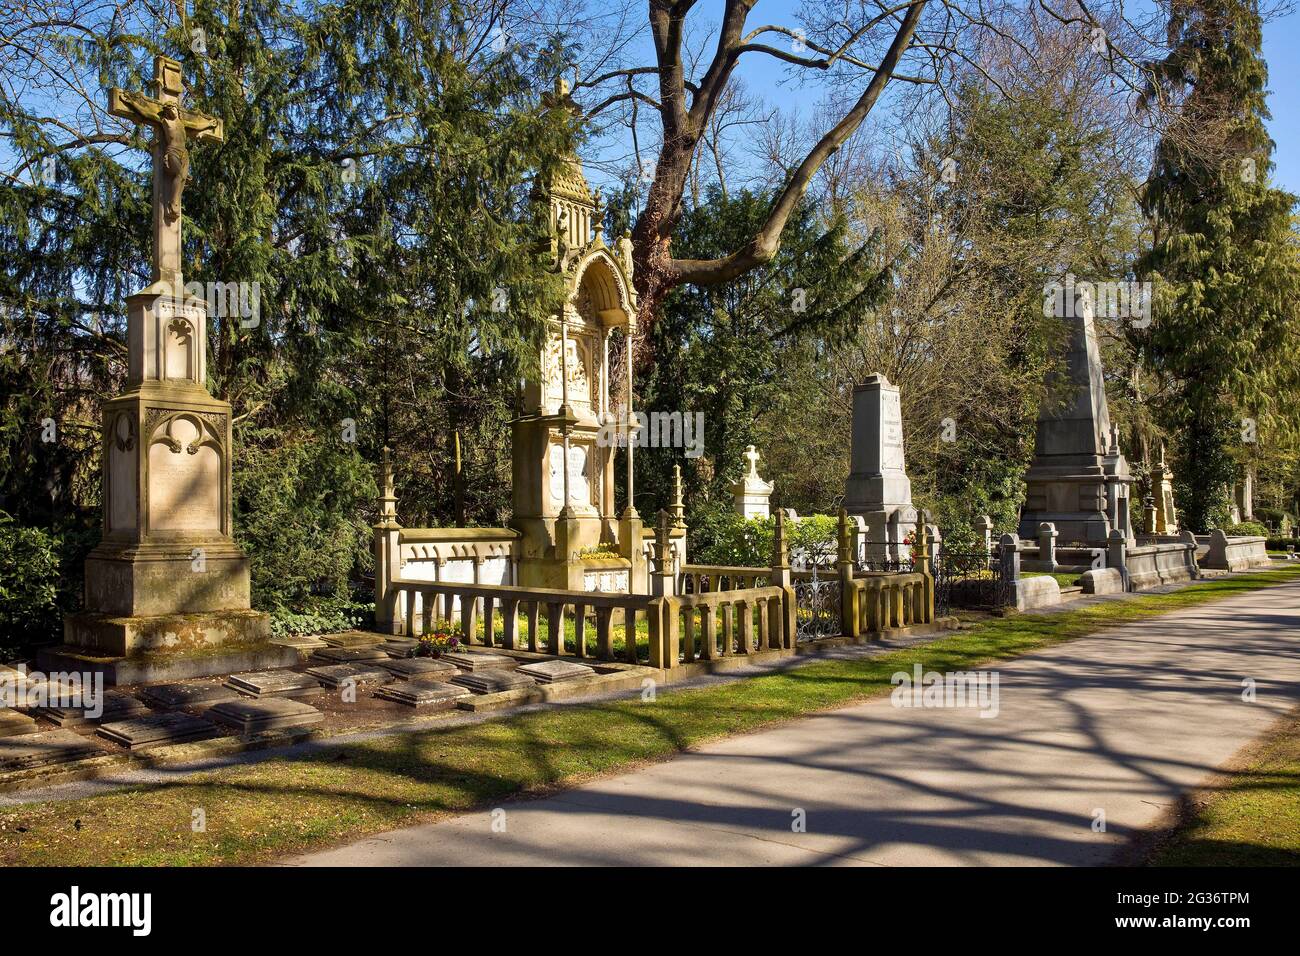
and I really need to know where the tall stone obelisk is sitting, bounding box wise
[843,374,917,561]
[1018,289,1133,544]
[53,56,282,682]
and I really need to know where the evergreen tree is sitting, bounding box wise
[1139,0,1300,530]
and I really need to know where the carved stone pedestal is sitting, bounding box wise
[51,292,281,684]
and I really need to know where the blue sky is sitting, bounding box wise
[696,2,1300,194]
[1262,12,1298,192]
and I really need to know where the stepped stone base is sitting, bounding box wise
[63,607,272,657]
[38,639,298,687]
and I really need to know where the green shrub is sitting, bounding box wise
[268,598,374,639]
[687,504,839,567]
[1222,520,1269,537]
[0,513,86,657]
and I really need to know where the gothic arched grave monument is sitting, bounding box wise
[48,56,289,684]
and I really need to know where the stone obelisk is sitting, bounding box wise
[52,56,283,683]
[843,374,918,561]
[1017,289,1133,545]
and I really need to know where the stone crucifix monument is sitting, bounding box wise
[50,56,284,684]
[843,374,917,561]
[730,445,774,519]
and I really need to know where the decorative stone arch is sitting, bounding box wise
[569,248,635,328]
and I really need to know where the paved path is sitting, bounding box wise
[287,577,1300,866]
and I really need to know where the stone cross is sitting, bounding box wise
[743,445,761,479]
[109,55,224,290]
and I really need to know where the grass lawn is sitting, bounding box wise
[1146,705,1300,866]
[3,564,1299,866]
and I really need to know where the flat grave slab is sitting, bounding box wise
[207,698,324,735]
[0,729,102,771]
[39,690,148,727]
[317,631,385,648]
[376,679,471,709]
[97,712,217,750]
[0,709,39,737]
[311,646,390,664]
[450,670,537,694]
[305,663,394,689]
[225,670,324,699]
[440,651,519,672]
[269,634,328,651]
[0,664,33,689]
[517,660,597,684]
[378,658,460,680]
[378,641,417,658]
[138,682,240,711]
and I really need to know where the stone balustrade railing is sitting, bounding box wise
[842,571,932,636]
[679,564,771,593]
[658,585,792,663]
[386,577,665,665]
[386,576,795,670]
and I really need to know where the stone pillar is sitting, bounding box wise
[837,508,858,638]
[975,515,993,558]
[1108,528,1129,590]
[770,510,797,646]
[1143,495,1157,535]
[1038,521,1058,570]
[914,510,935,622]
[670,464,687,530]
[999,533,1021,588]
[373,448,404,635]
[653,509,676,597]
[843,374,916,561]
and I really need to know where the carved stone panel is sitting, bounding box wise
[147,413,223,532]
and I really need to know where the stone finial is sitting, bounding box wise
[914,510,931,566]
[671,464,686,529]
[377,447,400,528]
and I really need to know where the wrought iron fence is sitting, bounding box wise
[792,541,840,640]
[932,544,1011,614]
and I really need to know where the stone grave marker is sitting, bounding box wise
[207,698,324,735]
[376,678,472,710]
[379,641,418,658]
[450,670,537,694]
[440,651,519,672]
[40,690,148,727]
[0,730,103,771]
[318,631,386,648]
[517,659,596,684]
[138,681,239,711]
[96,712,216,749]
[0,710,40,738]
[305,663,393,689]
[378,658,459,680]
[269,634,328,651]
[224,670,323,699]
[311,646,389,664]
